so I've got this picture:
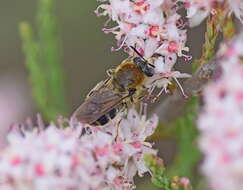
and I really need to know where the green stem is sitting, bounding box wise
[37,0,68,117]
[192,3,235,71]
[19,0,68,121]
[20,23,48,115]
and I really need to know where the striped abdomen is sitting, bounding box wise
[91,108,118,125]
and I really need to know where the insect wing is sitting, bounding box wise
[73,85,125,124]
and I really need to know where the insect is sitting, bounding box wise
[72,47,155,126]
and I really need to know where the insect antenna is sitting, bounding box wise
[130,46,155,68]
[130,46,146,61]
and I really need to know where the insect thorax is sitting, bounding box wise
[113,61,145,91]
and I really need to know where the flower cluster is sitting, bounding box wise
[198,35,243,190]
[0,109,158,190]
[180,0,243,27]
[95,0,191,94]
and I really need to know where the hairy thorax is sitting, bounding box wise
[113,61,145,92]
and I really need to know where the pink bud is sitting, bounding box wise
[71,154,80,168]
[235,91,243,101]
[113,143,123,154]
[95,145,110,157]
[132,141,142,148]
[147,26,159,38]
[35,163,45,176]
[10,156,21,166]
[168,41,178,53]
[180,177,190,187]
[184,1,191,9]
[133,1,150,15]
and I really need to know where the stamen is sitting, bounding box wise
[111,35,128,51]
[102,25,120,34]
[152,88,165,103]
[182,54,192,62]
[173,77,188,98]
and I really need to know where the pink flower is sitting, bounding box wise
[96,0,191,96]
[230,0,243,22]
[0,77,33,148]
[0,109,158,190]
[180,0,243,27]
[198,35,243,190]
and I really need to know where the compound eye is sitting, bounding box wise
[144,67,155,77]
[133,57,142,64]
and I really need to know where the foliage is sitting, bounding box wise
[19,0,68,121]
[144,154,192,190]
[169,97,201,181]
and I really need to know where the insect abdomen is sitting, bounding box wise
[91,108,117,126]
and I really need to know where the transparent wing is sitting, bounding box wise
[73,84,128,124]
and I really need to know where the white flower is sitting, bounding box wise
[142,8,164,26]
[0,109,158,190]
[180,0,243,27]
[96,0,191,96]
[229,0,243,22]
[198,34,243,190]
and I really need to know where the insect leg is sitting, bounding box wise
[87,80,106,97]
[106,69,115,77]
[128,88,136,96]
[114,118,122,141]
[152,88,165,103]
[130,96,134,103]
[139,102,148,116]
[121,102,128,114]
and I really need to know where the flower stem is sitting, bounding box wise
[192,4,236,71]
